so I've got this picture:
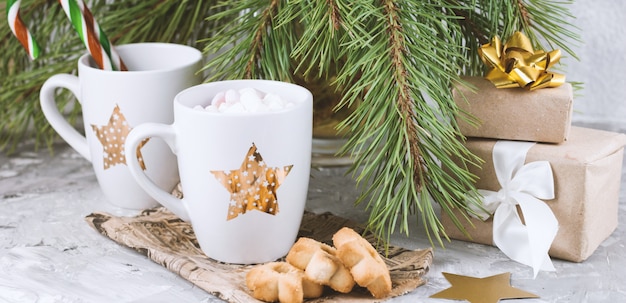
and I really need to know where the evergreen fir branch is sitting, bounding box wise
[202,0,296,82]
[2,0,579,248]
[0,0,222,153]
[241,0,280,78]
[200,0,578,246]
[517,0,580,59]
[284,0,345,78]
[1,0,78,152]
[334,0,483,245]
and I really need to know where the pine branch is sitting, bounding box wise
[0,0,222,153]
[517,0,580,59]
[202,0,296,82]
[199,0,578,246]
[335,0,482,245]
[2,0,579,247]
[285,0,344,77]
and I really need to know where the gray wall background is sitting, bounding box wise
[563,1,626,128]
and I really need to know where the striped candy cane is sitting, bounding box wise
[6,0,41,60]
[58,0,127,71]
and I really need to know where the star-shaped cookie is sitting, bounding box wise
[211,143,293,220]
[91,104,148,170]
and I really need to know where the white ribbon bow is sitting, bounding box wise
[469,141,558,278]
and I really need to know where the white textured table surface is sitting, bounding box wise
[1,123,625,303]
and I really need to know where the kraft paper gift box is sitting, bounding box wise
[441,126,626,262]
[454,76,574,143]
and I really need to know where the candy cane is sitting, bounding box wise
[6,0,41,60]
[58,0,127,71]
[6,0,126,71]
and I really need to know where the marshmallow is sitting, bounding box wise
[239,87,266,99]
[211,91,226,107]
[194,87,294,113]
[224,89,240,104]
[264,93,286,111]
[224,102,246,113]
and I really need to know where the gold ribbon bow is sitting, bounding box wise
[479,32,565,90]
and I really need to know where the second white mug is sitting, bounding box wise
[40,43,202,209]
[125,80,313,264]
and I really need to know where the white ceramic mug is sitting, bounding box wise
[125,80,313,264]
[40,43,202,210]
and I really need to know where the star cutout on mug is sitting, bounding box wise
[211,143,293,221]
[91,104,149,170]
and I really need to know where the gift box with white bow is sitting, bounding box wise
[441,126,626,274]
[453,76,574,143]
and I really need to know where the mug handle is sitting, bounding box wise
[125,123,190,221]
[39,74,90,161]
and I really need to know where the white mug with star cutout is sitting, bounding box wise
[40,43,202,209]
[125,80,313,264]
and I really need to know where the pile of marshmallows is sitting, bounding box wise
[194,88,294,113]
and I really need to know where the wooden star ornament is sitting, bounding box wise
[430,272,538,303]
[91,104,149,170]
[211,143,292,221]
